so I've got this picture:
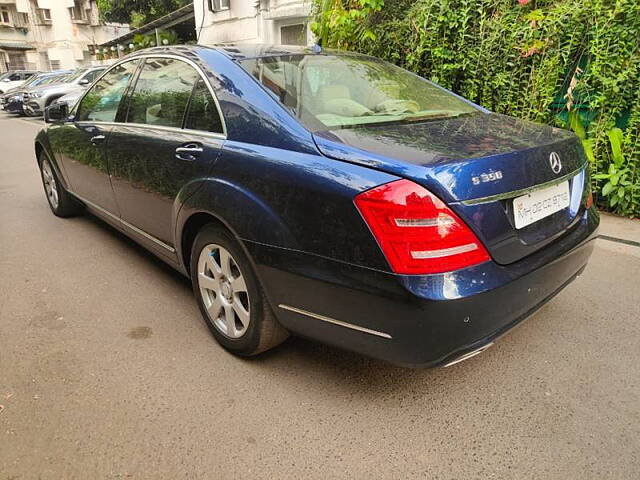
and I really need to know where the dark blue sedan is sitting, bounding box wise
[35,45,599,367]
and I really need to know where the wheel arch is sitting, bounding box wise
[44,94,63,108]
[179,211,233,275]
[176,178,296,275]
[34,135,70,191]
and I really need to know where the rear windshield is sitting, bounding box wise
[240,54,478,131]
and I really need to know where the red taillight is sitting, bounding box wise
[354,179,490,274]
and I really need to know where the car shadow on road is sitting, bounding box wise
[79,210,497,393]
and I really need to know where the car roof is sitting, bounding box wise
[205,44,317,60]
[122,44,355,63]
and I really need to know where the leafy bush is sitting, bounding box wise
[313,0,640,216]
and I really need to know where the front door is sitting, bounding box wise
[107,57,225,249]
[49,59,140,214]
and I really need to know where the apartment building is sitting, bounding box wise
[194,0,312,46]
[0,0,128,72]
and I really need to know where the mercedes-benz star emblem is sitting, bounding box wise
[549,152,562,174]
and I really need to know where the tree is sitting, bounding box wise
[96,0,191,27]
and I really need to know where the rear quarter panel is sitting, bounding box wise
[177,48,398,271]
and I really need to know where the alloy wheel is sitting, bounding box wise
[41,159,59,210]
[197,243,251,338]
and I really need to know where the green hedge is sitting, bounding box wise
[319,0,640,216]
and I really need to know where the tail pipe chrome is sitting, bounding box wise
[443,342,494,368]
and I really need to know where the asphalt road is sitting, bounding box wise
[1,113,639,479]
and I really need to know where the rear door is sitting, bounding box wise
[48,59,140,214]
[107,56,225,251]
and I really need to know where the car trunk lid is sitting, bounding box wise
[313,113,589,265]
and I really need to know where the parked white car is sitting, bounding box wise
[0,71,39,94]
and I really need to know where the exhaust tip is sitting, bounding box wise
[443,342,494,368]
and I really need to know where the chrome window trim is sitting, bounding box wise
[68,191,176,254]
[72,120,226,141]
[461,166,584,206]
[73,53,228,138]
[278,304,392,339]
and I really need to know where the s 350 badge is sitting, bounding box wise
[472,171,503,185]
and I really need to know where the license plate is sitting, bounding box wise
[513,181,570,229]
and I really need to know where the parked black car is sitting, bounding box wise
[35,45,598,367]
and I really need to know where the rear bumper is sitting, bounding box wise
[248,207,599,367]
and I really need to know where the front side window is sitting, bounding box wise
[185,78,224,134]
[82,69,103,84]
[126,58,199,128]
[241,54,479,131]
[76,60,138,122]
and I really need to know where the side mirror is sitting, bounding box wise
[78,78,89,86]
[44,101,69,123]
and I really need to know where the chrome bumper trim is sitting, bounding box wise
[278,304,392,339]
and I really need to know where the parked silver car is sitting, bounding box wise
[0,71,72,113]
[23,67,105,116]
[49,88,86,110]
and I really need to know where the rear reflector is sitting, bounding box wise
[585,191,593,209]
[354,179,490,274]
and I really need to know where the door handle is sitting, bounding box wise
[90,135,105,145]
[175,143,203,161]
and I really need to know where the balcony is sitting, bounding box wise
[0,2,29,30]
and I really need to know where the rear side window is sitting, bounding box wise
[185,78,224,134]
[126,58,199,128]
[76,60,138,122]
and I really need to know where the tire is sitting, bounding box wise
[38,152,83,217]
[190,224,289,356]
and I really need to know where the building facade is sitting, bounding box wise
[0,0,128,72]
[194,0,312,46]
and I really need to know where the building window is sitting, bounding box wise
[50,60,61,70]
[208,0,230,12]
[14,11,29,27]
[280,24,306,46]
[37,8,52,24]
[0,6,12,25]
[69,3,87,22]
